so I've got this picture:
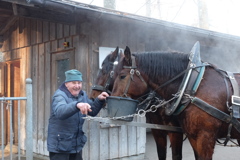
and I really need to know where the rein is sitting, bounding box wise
[123,55,208,103]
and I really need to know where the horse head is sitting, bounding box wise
[111,46,189,100]
[90,46,124,99]
[111,46,150,99]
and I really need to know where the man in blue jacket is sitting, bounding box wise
[47,69,109,160]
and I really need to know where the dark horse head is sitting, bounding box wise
[90,46,124,99]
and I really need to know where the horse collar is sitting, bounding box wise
[165,41,206,115]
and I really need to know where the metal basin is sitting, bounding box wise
[106,96,139,122]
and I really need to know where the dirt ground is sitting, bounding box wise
[1,132,240,160]
[144,132,240,160]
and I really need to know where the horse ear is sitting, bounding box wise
[110,46,119,62]
[124,46,131,56]
[124,46,132,65]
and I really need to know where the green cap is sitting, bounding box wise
[65,69,82,82]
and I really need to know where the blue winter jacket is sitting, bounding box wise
[47,83,105,153]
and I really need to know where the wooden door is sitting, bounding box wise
[6,61,20,144]
[0,61,20,145]
[51,49,75,95]
[10,61,20,144]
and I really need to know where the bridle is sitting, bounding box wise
[122,56,147,97]
[92,57,118,95]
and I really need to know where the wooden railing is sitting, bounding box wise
[0,78,33,160]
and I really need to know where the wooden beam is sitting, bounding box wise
[16,5,76,24]
[0,15,18,35]
[0,8,13,16]
[23,9,76,24]
[83,116,183,132]
[12,3,18,16]
[1,0,33,7]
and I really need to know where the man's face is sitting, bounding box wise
[65,81,82,97]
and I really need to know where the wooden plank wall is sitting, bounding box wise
[2,17,78,156]
[29,20,78,155]
[1,16,147,159]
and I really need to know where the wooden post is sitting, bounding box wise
[26,78,33,160]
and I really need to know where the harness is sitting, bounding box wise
[169,42,240,145]
[165,41,207,115]
[228,71,240,118]
[167,42,240,143]
[91,68,115,94]
[122,56,147,97]
[122,41,240,145]
[92,56,119,94]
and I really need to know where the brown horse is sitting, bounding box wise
[111,45,240,160]
[90,47,184,160]
[90,47,123,98]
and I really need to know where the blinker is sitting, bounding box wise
[130,69,134,80]
[110,71,114,78]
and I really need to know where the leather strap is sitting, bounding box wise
[91,85,105,91]
[227,72,240,118]
[122,56,147,97]
[192,97,240,133]
[123,69,134,97]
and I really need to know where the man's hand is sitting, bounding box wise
[76,103,92,114]
[98,92,109,100]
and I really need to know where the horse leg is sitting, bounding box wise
[187,132,216,160]
[151,129,167,160]
[168,132,183,160]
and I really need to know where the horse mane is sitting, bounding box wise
[133,51,189,82]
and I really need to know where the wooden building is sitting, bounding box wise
[0,0,240,159]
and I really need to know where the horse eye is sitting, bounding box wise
[120,75,126,79]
